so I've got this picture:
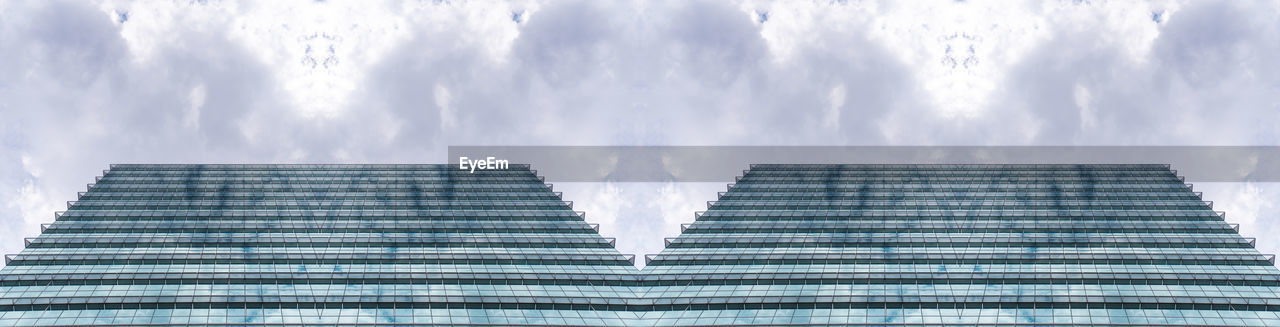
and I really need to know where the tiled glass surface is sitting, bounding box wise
[0,164,637,326]
[642,164,1280,326]
[2,164,1279,326]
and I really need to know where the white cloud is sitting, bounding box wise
[560,182,625,234]
[1074,83,1095,130]
[1196,182,1280,259]
[185,84,206,130]
[434,84,455,129]
[657,182,719,234]
[2,0,1280,267]
[14,179,55,227]
[824,84,845,130]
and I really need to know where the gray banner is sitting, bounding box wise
[447,146,1280,182]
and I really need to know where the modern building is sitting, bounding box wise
[0,164,637,325]
[643,164,1280,325]
[2,164,1279,326]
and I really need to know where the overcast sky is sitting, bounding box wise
[1,0,1278,267]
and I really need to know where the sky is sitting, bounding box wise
[1,0,1278,267]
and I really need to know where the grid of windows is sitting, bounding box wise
[642,164,1280,326]
[0,164,636,326]
[2,164,1278,326]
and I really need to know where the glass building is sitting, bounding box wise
[0,164,638,325]
[3,163,1280,325]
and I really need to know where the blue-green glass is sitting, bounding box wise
[641,164,1280,326]
[0,164,636,326]
[2,164,1279,326]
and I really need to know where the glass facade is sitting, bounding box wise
[642,164,1280,326]
[2,163,1278,325]
[0,164,637,325]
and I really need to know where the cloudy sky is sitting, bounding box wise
[1,0,1278,267]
